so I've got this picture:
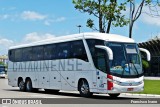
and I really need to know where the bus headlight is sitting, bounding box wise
[113,80,121,85]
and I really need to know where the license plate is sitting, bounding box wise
[127,88,134,91]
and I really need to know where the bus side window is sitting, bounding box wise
[86,39,109,73]
[14,49,22,62]
[71,40,88,62]
[95,49,107,73]
[9,50,15,62]
[22,47,32,61]
[32,46,44,61]
[44,44,56,60]
[57,42,71,59]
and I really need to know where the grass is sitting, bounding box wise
[135,80,160,95]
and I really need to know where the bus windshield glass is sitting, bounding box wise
[106,42,142,78]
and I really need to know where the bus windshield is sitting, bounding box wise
[106,42,142,78]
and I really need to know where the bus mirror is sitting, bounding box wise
[139,48,151,61]
[95,45,113,60]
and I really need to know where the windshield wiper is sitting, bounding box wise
[121,66,125,77]
[130,60,139,76]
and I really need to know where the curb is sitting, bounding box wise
[144,77,160,80]
[122,93,160,97]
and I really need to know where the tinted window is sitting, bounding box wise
[9,40,89,62]
[32,46,44,60]
[87,39,108,72]
[44,44,56,60]
[95,49,108,72]
[57,42,71,59]
[86,39,104,63]
[71,40,88,61]
[14,49,22,62]
[9,50,15,62]
[86,39,104,57]
[23,47,32,61]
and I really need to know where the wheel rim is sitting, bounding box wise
[81,81,89,94]
[26,81,31,90]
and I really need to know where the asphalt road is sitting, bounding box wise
[0,78,159,107]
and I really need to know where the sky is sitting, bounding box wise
[0,0,160,55]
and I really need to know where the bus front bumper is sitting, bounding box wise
[107,82,144,94]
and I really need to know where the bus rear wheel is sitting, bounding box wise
[25,79,33,92]
[19,80,25,91]
[78,79,93,97]
[108,93,120,98]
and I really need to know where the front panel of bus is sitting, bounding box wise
[86,39,144,93]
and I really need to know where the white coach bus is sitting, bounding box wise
[8,32,150,97]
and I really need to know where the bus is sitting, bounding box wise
[0,65,7,78]
[8,32,150,97]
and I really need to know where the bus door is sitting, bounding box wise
[95,49,108,90]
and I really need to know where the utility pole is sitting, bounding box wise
[77,25,82,33]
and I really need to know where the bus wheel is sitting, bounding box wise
[19,80,25,91]
[79,80,93,97]
[108,93,120,98]
[25,79,33,92]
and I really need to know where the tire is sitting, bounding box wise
[25,79,33,92]
[78,80,93,97]
[108,93,120,98]
[19,80,25,91]
[45,89,59,93]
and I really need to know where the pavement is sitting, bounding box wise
[122,93,160,98]
[0,78,160,107]
[144,76,160,80]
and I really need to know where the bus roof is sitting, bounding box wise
[9,32,135,49]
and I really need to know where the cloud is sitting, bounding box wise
[0,10,47,21]
[55,17,66,22]
[21,11,47,20]
[0,38,14,55]
[23,32,55,43]
[44,17,66,26]
[121,3,160,27]
[44,19,56,26]
[0,10,66,26]
[0,32,56,55]
[141,13,160,26]
[0,14,10,20]
[0,38,14,47]
[1,7,16,11]
[141,4,160,26]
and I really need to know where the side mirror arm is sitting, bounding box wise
[95,45,113,60]
[139,48,151,61]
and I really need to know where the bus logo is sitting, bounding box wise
[129,83,132,86]
[2,99,11,104]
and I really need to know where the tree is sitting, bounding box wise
[72,0,129,33]
[0,61,5,65]
[128,0,160,38]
